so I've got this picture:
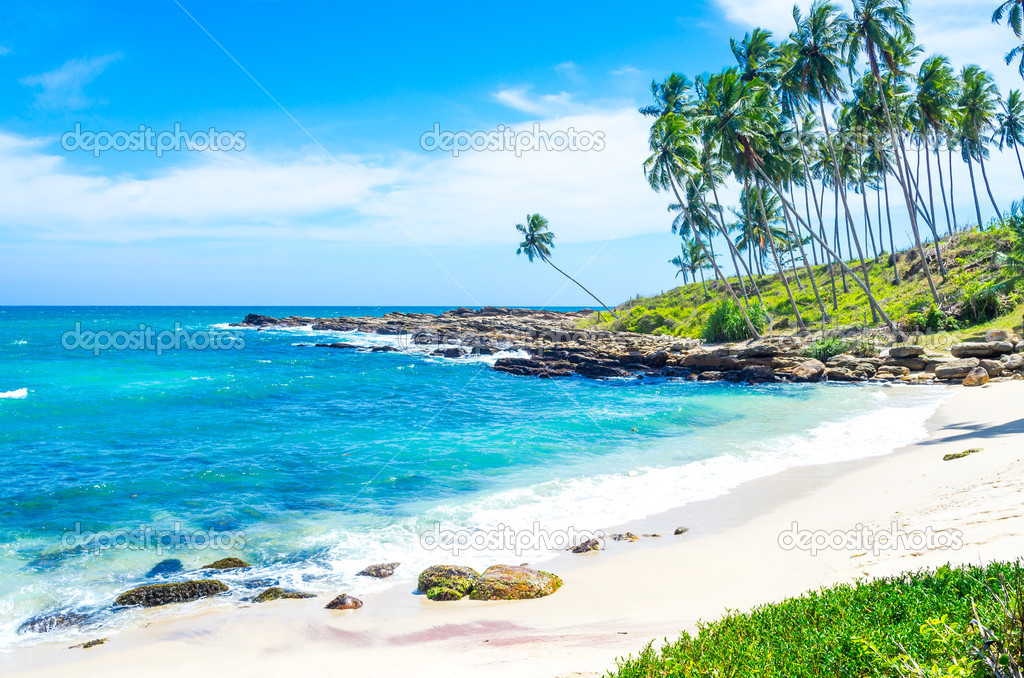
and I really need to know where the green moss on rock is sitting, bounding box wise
[114,580,229,607]
[252,587,316,604]
[468,565,562,601]
[201,557,249,570]
[417,565,479,600]
[943,448,983,461]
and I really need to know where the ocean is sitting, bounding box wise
[0,306,947,649]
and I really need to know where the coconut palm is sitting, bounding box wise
[515,214,618,318]
[957,65,1003,221]
[644,113,762,338]
[670,238,715,297]
[640,73,692,119]
[913,55,959,237]
[993,0,1024,77]
[996,89,1024,180]
[845,0,941,304]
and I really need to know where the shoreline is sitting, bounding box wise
[4,381,1022,677]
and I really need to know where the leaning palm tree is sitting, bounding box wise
[670,238,715,298]
[957,65,1003,221]
[996,89,1024,180]
[515,214,618,318]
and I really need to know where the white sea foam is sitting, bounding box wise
[0,388,28,400]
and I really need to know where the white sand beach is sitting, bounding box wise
[3,381,1022,678]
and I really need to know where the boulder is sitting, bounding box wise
[737,344,780,359]
[888,345,926,358]
[18,610,89,634]
[876,365,911,378]
[574,361,631,379]
[885,357,928,371]
[681,353,741,371]
[252,587,316,603]
[697,371,726,381]
[825,368,862,382]
[357,562,400,579]
[643,350,669,369]
[736,365,775,383]
[115,580,229,607]
[980,359,1004,377]
[324,594,363,610]
[242,314,281,326]
[315,342,358,350]
[963,367,990,387]
[1005,353,1024,372]
[467,565,562,601]
[674,527,690,536]
[951,341,1014,358]
[791,359,826,382]
[202,557,249,570]
[417,565,480,601]
[570,538,601,553]
[985,329,1010,342]
[934,358,981,380]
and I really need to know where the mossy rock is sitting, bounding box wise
[417,565,479,600]
[468,565,562,601]
[252,587,316,604]
[115,580,229,607]
[943,448,982,461]
[357,562,400,578]
[201,557,249,570]
[324,594,363,610]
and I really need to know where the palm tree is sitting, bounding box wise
[957,65,1003,221]
[993,0,1024,77]
[670,238,715,297]
[996,89,1024,180]
[913,55,959,237]
[644,113,762,339]
[846,0,940,304]
[515,214,618,318]
[640,73,692,119]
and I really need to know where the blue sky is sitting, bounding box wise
[0,0,1021,305]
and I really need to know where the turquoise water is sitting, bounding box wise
[0,306,946,648]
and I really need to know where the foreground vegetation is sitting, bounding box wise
[608,560,1024,678]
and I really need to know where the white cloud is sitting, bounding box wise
[0,108,668,248]
[20,53,122,109]
[492,87,576,115]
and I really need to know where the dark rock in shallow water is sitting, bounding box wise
[324,594,363,610]
[315,342,358,350]
[357,562,399,578]
[369,345,399,353]
[18,610,89,634]
[468,565,562,601]
[736,365,775,383]
[241,314,281,327]
[201,557,249,570]
[252,587,316,603]
[643,350,669,368]
[240,578,280,589]
[115,580,229,607]
[570,538,601,553]
[145,558,183,578]
[417,565,479,601]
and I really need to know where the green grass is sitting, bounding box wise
[607,560,1024,678]
[588,226,1022,345]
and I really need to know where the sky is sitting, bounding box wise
[0,0,1022,306]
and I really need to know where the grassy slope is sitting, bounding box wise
[591,226,1023,345]
[607,560,1024,678]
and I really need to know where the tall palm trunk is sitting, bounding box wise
[948,147,959,230]
[933,128,953,236]
[977,151,1002,218]
[754,175,806,330]
[672,174,760,339]
[783,195,830,322]
[902,141,947,276]
[706,180,763,305]
[1014,143,1024,181]
[966,152,984,227]
[754,165,902,337]
[833,186,848,294]
[882,168,899,285]
[818,99,877,320]
[865,43,939,303]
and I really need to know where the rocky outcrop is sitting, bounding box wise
[324,594,363,610]
[115,580,229,607]
[252,587,316,603]
[791,359,826,382]
[417,565,480,601]
[951,341,1014,359]
[18,610,89,634]
[201,557,249,570]
[357,562,400,578]
[935,358,981,380]
[467,565,562,601]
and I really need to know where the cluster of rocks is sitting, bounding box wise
[416,564,562,601]
[237,310,1023,387]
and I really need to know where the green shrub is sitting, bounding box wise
[804,336,853,361]
[901,305,961,333]
[701,301,769,343]
[609,561,1024,678]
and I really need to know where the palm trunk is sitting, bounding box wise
[966,152,984,227]
[754,164,902,337]
[933,128,953,236]
[948,146,959,230]
[706,180,763,305]
[833,185,848,294]
[904,140,947,276]
[977,151,1002,219]
[866,43,939,304]
[539,255,618,318]
[882,169,900,285]
[784,191,830,322]
[755,176,806,330]
[1014,143,1024,181]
